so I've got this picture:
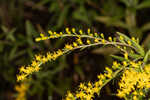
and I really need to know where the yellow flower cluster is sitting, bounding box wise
[117,64,150,99]
[35,29,140,58]
[17,49,63,81]
[65,67,113,100]
[15,83,28,100]
[16,27,148,100]
[118,33,139,44]
[65,61,125,100]
[18,37,99,82]
[35,28,139,55]
[35,28,110,43]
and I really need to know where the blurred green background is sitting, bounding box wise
[0,0,150,100]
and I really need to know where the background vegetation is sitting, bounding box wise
[0,0,150,100]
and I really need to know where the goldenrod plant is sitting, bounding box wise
[15,82,29,100]
[16,28,150,100]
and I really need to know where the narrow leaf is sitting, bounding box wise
[116,32,145,56]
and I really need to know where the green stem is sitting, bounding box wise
[143,49,150,63]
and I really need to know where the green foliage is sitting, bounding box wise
[96,0,150,40]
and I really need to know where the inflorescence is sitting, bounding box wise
[117,64,150,99]
[15,82,29,100]
[65,60,127,100]
[16,28,150,100]
[17,28,139,81]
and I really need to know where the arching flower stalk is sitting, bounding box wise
[16,28,150,100]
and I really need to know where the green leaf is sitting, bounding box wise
[7,28,16,42]
[2,26,16,42]
[73,6,90,24]
[25,20,36,46]
[141,22,150,32]
[142,34,150,50]
[56,5,70,28]
[128,53,141,59]
[137,0,150,9]
[120,0,139,7]
[144,49,150,63]
[9,45,18,60]
[111,55,126,61]
[33,0,50,8]
[116,32,145,56]
[95,16,127,28]
[48,2,59,13]
[120,0,130,7]
[103,0,124,16]
[1,25,8,33]
[26,20,37,37]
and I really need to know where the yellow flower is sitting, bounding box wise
[117,65,150,99]
[35,54,42,61]
[101,39,105,43]
[48,30,53,35]
[93,87,99,93]
[112,61,119,69]
[130,62,139,68]
[79,29,83,34]
[133,96,137,100]
[73,42,78,47]
[119,36,124,40]
[124,52,128,59]
[127,40,132,46]
[35,37,41,42]
[97,74,105,80]
[47,52,52,59]
[77,38,83,45]
[35,66,40,72]
[123,61,127,66]
[72,28,76,33]
[65,44,73,50]
[15,83,28,100]
[94,33,98,37]
[19,66,25,73]
[17,74,27,82]
[89,34,93,37]
[31,61,38,67]
[139,91,143,96]
[42,56,48,63]
[88,82,92,87]
[117,46,121,49]
[65,27,71,34]
[108,37,112,41]
[59,32,63,35]
[100,33,104,38]
[86,39,91,44]
[76,91,85,98]
[117,90,125,98]
[131,37,136,41]
[40,33,44,37]
[79,83,84,89]
[87,28,90,34]
[105,73,112,78]
[57,49,63,56]
[66,91,74,100]
[94,38,99,43]
[105,67,112,73]
[133,91,137,95]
